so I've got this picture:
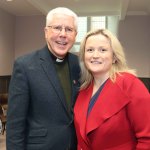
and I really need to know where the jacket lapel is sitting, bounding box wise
[38,47,68,113]
[86,79,130,135]
[68,54,80,106]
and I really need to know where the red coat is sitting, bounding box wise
[74,73,150,150]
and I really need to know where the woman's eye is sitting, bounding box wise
[100,48,107,52]
[86,48,93,52]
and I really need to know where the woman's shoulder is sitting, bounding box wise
[115,72,149,95]
[117,72,137,82]
[115,72,138,90]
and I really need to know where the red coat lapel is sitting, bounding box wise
[86,79,130,135]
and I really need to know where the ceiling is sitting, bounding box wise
[0,0,150,20]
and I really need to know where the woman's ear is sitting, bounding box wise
[112,54,117,64]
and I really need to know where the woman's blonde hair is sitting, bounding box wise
[79,29,136,90]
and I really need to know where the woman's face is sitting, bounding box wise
[84,34,114,77]
[44,14,77,58]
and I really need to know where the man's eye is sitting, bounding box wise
[66,27,73,32]
[54,26,61,30]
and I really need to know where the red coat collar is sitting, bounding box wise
[74,79,130,144]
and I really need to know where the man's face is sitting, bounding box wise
[45,14,77,58]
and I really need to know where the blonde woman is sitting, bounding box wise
[74,29,150,150]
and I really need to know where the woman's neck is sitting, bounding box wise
[93,73,109,87]
[92,74,109,96]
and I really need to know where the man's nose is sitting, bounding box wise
[59,28,67,36]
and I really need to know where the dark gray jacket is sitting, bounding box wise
[6,46,80,150]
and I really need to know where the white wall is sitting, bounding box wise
[118,16,150,77]
[15,15,46,58]
[107,16,119,36]
[0,8,150,77]
[0,9,15,75]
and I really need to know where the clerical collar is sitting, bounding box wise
[56,58,64,63]
[49,50,67,64]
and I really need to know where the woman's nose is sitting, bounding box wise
[93,49,100,57]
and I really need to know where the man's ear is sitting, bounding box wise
[44,27,48,40]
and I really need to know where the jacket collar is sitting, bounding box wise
[75,79,130,143]
[38,46,80,116]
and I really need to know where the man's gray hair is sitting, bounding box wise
[46,7,78,31]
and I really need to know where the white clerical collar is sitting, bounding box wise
[56,58,64,63]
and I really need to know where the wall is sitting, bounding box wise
[0,9,15,75]
[0,8,150,77]
[107,16,119,36]
[15,15,46,58]
[118,16,150,77]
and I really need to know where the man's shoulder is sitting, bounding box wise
[68,52,79,62]
[16,47,45,63]
[68,52,78,58]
